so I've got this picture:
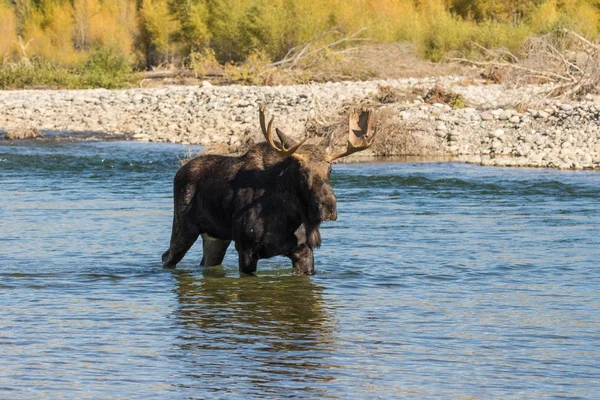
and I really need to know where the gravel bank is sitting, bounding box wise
[1,77,599,170]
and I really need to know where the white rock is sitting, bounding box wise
[537,110,550,119]
[499,110,513,120]
[436,122,447,131]
[560,104,573,112]
[490,129,505,139]
[133,133,150,140]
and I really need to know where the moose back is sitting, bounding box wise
[162,105,376,275]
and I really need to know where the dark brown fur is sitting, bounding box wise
[161,142,336,275]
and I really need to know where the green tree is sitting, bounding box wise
[139,0,180,67]
[168,0,210,53]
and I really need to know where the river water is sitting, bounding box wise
[1,140,599,399]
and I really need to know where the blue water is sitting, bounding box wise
[1,140,599,399]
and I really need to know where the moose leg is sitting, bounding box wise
[162,217,200,268]
[200,234,231,267]
[237,247,258,276]
[288,245,315,275]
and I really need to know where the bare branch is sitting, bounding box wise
[447,57,575,82]
[16,36,33,64]
[562,29,600,51]
[271,27,370,69]
[270,27,342,68]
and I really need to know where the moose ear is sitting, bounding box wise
[275,128,298,148]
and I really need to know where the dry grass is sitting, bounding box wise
[374,84,425,104]
[283,42,478,83]
[369,108,424,156]
[423,84,466,108]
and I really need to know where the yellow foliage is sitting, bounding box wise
[529,1,561,33]
[528,0,599,37]
[2,0,600,69]
[141,0,180,57]
[329,0,421,42]
[22,2,80,65]
[416,0,448,18]
[283,0,332,44]
[73,0,102,50]
[473,21,531,53]
[188,47,219,77]
[371,0,420,42]
[563,1,599,37]
[224,49,274,84]
[0,3,18,60]
[88,0,137,55]
[187,1,211,48]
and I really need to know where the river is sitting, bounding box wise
[1,140,599,399]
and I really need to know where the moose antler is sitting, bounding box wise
[259,104,307,157]
[327,109,376,162]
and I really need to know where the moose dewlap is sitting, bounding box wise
[162,104,376,275]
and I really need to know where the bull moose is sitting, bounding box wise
[162,104,376,275]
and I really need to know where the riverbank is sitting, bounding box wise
[1,77,600,170]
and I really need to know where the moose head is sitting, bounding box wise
[258,104,376,223]
[162,104,376,275]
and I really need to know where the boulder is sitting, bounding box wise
[3,128,44,140]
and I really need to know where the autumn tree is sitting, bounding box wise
[139,0,180,67]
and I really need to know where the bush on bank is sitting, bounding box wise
[0,47,133,90]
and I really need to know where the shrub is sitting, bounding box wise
[0,61,75,89]
[187,47,220,77]
[78,46,132,88]
[0,48,132,89]
[223,50,273,85]
[423,84,466,109]
[419,13,476,61]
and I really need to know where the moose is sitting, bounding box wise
[162,104,376,275]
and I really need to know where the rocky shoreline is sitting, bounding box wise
[1,77,600,170]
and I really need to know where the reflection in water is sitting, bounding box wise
[171,269,337,398]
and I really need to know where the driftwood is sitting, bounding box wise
[141,69,224,79]
[271,27,370,69]
[448,29,600,98]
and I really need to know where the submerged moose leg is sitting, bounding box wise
[200,234,231,267]
[288,245,315,275]
[237,247,258,276]
[162,216,200,268]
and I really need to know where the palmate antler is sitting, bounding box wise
[259,104,307,157]
[326,109,376,162]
